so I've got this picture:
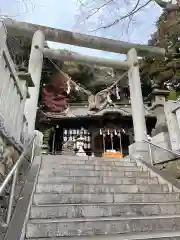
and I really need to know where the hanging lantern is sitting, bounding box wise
[114,129,117,135]
[107,129,110,135]
[100,128,102,135]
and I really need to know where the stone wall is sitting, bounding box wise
[0,21,32,226]
[0,21,29,146]
[0,134,20,181]
[164,101,180,152]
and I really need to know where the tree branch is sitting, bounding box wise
[84,0,115,20]
[77,0,180,32]
[153,0,167,8]
[154,0,180,11]
[94,0,151,30]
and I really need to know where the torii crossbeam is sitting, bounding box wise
[4,19,165,57]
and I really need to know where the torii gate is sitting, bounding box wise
[4,19,166,160]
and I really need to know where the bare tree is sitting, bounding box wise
[75,0,180,33]
[0,0,35,70]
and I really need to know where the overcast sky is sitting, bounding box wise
[0,0,162,59]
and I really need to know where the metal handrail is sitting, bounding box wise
[143,139,180,165]
[0,134,37,225]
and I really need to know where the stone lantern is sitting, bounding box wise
[147,86,175,163]
[148,87,170,136]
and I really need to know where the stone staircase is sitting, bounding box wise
[25,155,180,239]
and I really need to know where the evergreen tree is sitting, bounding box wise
[140,9,180,98]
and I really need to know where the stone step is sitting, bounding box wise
[26,216,180,238]
[42,155,88,161]
[42,155,130,162]
[30,203,180,219]
[33,193,180,205]
[40,165,141,172]
[41,164,138,171]
[38,169,149,178]
[35,183,169,194]
[38,176,159,185]
[24,231,180,239]
[41,160,136,167]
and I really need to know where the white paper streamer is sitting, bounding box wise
[116,85,121,100]
[107,93,113,103]
[67,79,71,94]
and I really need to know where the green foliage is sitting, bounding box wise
[167,91,178,100]
[167,91,180,100]
[141,9,180,94]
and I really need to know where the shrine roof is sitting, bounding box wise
[94,106,154,117]
[42,103,155,120]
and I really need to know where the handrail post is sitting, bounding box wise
[5,168,18,225]
[30,139,35,163]
[0,134,37,227]
[146,136,154,166]
[143,139,180,165]
[144,139,180,158]
[0,135,36,196]
[148,142,154,166]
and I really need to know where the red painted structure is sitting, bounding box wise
[41,72,69,113]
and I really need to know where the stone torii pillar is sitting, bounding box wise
[127,48,149,160]
[24,30,45,134]
[127,48,147,142]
